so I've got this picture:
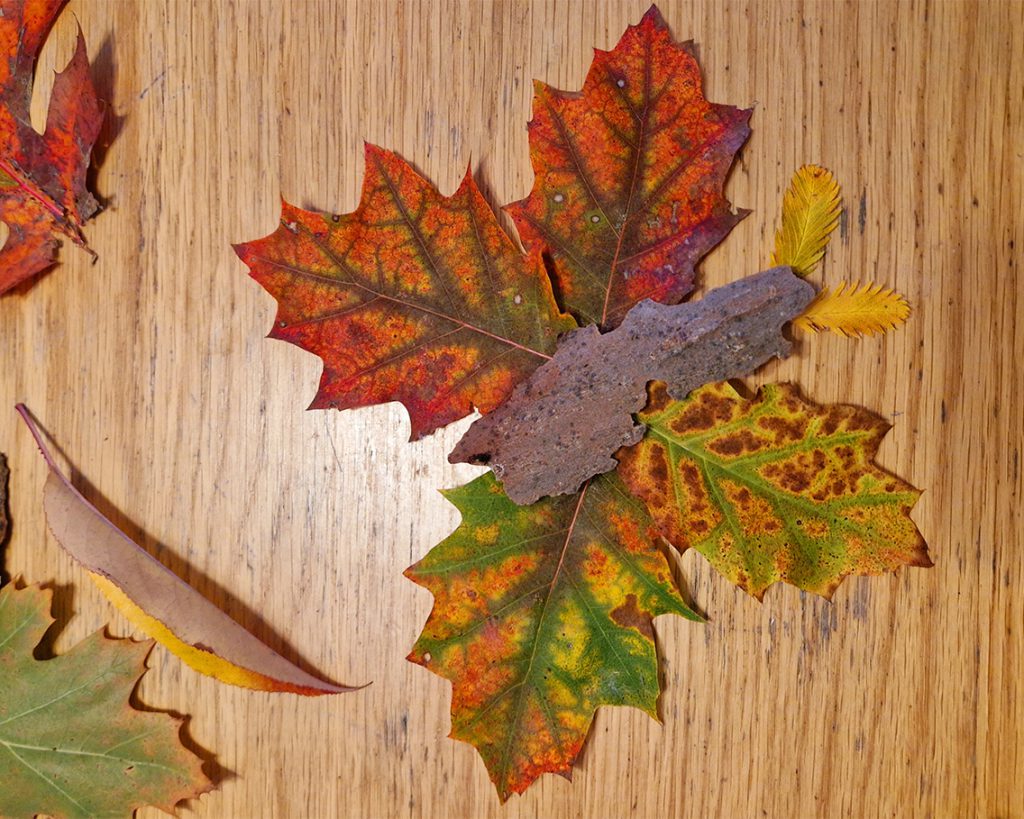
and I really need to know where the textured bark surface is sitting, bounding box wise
[450,267,815,504]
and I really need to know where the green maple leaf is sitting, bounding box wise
[405,471,699,801]
[0,583,210,818]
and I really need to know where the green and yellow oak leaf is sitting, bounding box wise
[507,5,751,329]
[0,583,210,819]
[617,382,931,600]
[235,144,575,440]
[405,471,699,801]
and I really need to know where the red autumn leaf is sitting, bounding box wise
[0,0,102,294]
[235,144,575,440]
[506,4,751,329]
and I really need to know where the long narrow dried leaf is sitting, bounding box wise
[770,165,841,277]
[0,583,210,818]
[507,5,751,328]
[617,382,931,599]
[451,267,815,504]
[235,144,575,439]
[18,405,359,695]
[406,471,698,801]
[0,0,102,293]
[794,281,910,337]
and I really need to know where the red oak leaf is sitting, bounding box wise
[0,0,102,294]
[507,5,751,328]
[235,144,575,439]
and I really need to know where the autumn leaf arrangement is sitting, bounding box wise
[234,5,930,801]
[0,1,930,813]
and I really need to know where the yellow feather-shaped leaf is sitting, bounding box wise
[793,281,911,337]
[771,165,842,277]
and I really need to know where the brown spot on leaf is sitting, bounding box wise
[707,429,764,457]
[757,414,805,444]
[610,594,654,640]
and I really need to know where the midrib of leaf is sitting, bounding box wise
[1,740,90,816]
[0,737,179,772]
[257,227,553,361]
[791,201,828,269]
[494,484,588,792]
[464,182,512,342]
[0,667,113,728]
[601,36,652,326]
[649,426,917,552]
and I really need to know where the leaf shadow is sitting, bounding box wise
[127,689,236,790]
[86,31,125,207]
[0,453,9,586]
[20,409,346,690]
[32,579,76,659]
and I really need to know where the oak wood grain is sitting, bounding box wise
[1,1,1020,816]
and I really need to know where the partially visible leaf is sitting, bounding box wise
[235,144,575,440]
[617,381,931,599]
[770,165,841,277]
[0,0,103,294]
[794,281,910,337]
[0,583,210,818]
[508,5,751,328]
[451,267,814,505]
[18,405,360,695]
[0,452,7,547]
[406,471,698,801]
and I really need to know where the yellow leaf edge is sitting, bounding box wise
[89,573,309,693]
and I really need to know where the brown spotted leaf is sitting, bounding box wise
[406,471,698,801]
[235,144,576,439]
[450,267,814,505]
[507,5,751,328]
[0,0,103,294]
[617,381,931,599]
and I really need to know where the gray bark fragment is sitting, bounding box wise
[449,267,815,505]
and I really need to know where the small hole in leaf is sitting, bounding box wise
[423,652,432,663]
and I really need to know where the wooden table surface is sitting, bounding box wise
[1,1,1021,817]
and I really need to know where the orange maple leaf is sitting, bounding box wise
[507,5,751,328]
[235,145,575,439]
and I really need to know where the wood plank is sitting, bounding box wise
[0,1,1020,815]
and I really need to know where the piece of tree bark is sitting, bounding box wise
[449,266,815,505]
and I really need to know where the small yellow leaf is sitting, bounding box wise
[771,165,842,277]
[794,281,911,337]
